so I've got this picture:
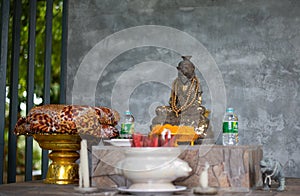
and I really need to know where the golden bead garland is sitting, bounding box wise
[171,76,199,117]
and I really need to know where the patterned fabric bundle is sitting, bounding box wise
[14,104,120,138]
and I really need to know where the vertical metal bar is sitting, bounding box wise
[27,0,36,109]
[7,0,22,183]
[44,0,53,104]
[0,0,10,185]
[25,0,37,182]
[41,0,53,179]
[59,0,68,104]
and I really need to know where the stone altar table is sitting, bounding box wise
[92,145,263,192]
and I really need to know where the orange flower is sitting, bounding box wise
[150,124,198,146]
[151,124,196,136]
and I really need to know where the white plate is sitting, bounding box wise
[103,139,132,147]
[117,186,187,196]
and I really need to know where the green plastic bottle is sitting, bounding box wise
[120,110,134,139]
[222,108,238,146]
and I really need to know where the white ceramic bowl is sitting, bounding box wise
[103,139,132,146]
[116,147,192,190]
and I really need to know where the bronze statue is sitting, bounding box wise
[151,56,209,138]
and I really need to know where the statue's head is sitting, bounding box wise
[260,157,278,174]
[177,56,195,80]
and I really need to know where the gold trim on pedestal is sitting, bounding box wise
[33,134,82,185]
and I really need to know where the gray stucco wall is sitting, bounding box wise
[67,0,300,177]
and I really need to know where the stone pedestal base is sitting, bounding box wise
[91,145,263,192]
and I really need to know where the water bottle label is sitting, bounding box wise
[121,123,134,135]
[223,121,238,133]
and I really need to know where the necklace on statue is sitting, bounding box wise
[171,76,199,117]
[182,84,188,91]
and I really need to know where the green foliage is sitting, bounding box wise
[15,0,63,104]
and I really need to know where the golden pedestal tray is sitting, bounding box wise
[33,134,82,184]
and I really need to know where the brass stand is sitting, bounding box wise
[33,134,82,184]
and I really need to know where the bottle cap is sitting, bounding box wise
[125,110,132,115]
[226,108,234,113]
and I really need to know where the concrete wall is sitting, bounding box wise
[67,0,300,177]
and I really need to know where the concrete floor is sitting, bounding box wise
[0,178,299,196]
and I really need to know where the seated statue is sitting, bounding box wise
[151,56,209,138]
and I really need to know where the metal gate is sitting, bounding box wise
[0,0,68,184]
